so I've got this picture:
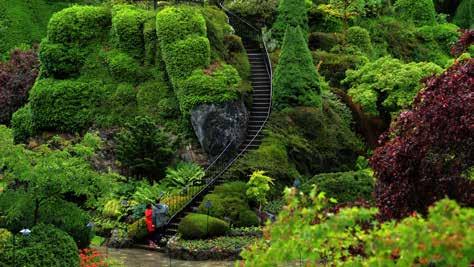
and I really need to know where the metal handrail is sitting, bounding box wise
[164,2,273,228]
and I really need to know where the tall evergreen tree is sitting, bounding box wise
[271,0,308,43]
[273,26,322,110]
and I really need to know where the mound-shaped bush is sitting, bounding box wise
[29,79,106,132]
[347,26,373,56]
[156,6,206,46]
[47,5,110,44]
[12,224,79,267]
[39,41,85,79]
[112,5,146,59]
[105,50,144,83]
[394,0,436,26]
[178,213,229,240]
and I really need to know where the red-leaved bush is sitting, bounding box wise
[0,48,39,124]
[451,29,474,57]
[79,248,108,267]
[370,59,474,220]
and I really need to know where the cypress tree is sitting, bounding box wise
[271,0,308,43]
[273,26,321,110]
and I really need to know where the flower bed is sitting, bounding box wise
[166,232,259,261]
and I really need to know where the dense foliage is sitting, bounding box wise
[343,56,442,117]
[271,0,308,43]
[0,48,39,124]
[239,188,474,266]
[178,213,229,240]
[115,116,175,179]
[394,0,437,26]
[370,59,474,220]
[273,26,322,110]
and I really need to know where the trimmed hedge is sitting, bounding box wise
[11,105,33,144]
[47,5,110,44]
[178,213,229,240]
[156,6,207,46]
[29,79,106,133]
[162,36,211,81]
[347,26,373,56]
[39,41,85,78]
[197,182,259,227]
[105,50,144,83]
[303,169,374,203]
[112,5,146,59]
[394,0,436,26]
[177,64,240,113]
[273,26,321,110]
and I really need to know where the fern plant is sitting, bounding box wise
[163,162,205,189]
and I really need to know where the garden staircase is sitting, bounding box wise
[163,3,273,238]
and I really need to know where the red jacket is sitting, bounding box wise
[145,208,155,233]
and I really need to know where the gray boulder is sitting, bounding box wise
[191,100,248,159]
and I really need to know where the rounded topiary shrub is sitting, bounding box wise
[39,41,85,79]
[236,210,260,227]
[29,79,106,133]
[14,224,80,267]
[347,26,373,56]
[156,6,207,46]
[303,169,374,203]
[112,5,146,59]
[394,0,436,26]
[47,5,111,44]
[178,213,229,240]
[11,105,33,144]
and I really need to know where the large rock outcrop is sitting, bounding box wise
[191,100,248,159]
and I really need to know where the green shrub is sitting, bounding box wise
[29,79,106,133]
[394,0,436,26]
[115,116,175,179]
[47,5,110,44]
[202,6,232,60]
[112,5,146,59]
[105,50,144,83]
[236,210,260,227]
[156,6,207,46]
[136,80,179,121]
[127,218,148,241]
[343,56,442,117]
[308,32,343,51]
[177,64,240,113]
[178,213,229,240]
[227,0,278,29]
[197,181,259,227]
[11,105,33,144]
[162,36,211,81]
[304,169,374,203]
[13,224,79,267]
[453,0,474,29]
[39,41,85,78]
[417,23,460,53]
[163,162,205,189]
[347,26,373,56]
[224,34,245,53]
[103,199,122,218]
[312,50,367,87]
[271,0,308,42]
[308,5,343,33]
[273,26,321,110]
[109,83,137,119]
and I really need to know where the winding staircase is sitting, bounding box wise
[163,3,273,237]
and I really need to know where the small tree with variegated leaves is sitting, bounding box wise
[246,170,274,212]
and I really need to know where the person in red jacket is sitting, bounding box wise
[144,204,156,248]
